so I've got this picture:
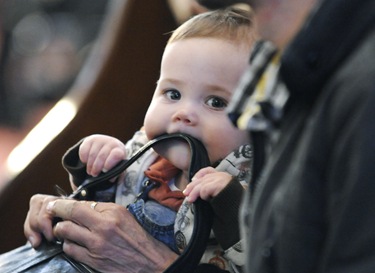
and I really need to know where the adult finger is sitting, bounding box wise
[55,201,178,272]
[24,194,60,247]
[47,199,102,228]
[54,219,92,247]
[24,195,44,247]
[61,239,94,267]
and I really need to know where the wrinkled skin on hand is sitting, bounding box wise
[24,194,62,248]
[47,199,178,273]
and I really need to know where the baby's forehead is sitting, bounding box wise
[159,38,250,86]
[164,37,251,63]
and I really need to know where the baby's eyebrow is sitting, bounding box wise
[205,84,231,96]
[157,78,183,85]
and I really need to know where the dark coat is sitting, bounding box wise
[243,0,375,272]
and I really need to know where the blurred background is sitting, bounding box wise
[0,0,208,187]
[0,0,110,181]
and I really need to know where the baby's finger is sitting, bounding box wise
[78,142,91,164]
[82,143,104,175]
[192,166,216,180]
[90,152,108,177]
[183,177,201,195]
[103,148,126,172]
[185,182,202,203]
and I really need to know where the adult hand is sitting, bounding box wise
[183,167,232,202]
[47,199,178,273]
[24,194,62,248]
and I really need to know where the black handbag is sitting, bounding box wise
[0,133,213,273]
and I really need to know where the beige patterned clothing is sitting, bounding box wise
[115,130,252,272]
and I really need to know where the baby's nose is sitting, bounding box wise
[172,107,198,125]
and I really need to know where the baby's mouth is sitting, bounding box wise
[160,130,199,141]
[153,133,193,152]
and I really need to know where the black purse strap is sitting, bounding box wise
[69,133,213,273]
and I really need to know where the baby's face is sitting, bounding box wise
[144,37,251,167]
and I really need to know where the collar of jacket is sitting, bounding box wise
[280,0,375,103]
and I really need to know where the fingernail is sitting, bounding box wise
[47,200,55,211]
[28,236,35,247]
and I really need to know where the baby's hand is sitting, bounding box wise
[183,167,232,202]
[79,134,126,177]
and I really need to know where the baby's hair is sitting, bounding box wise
[168,6,256,48]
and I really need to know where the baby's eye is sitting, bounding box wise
[206,96,228,110]
[164,89,181,101]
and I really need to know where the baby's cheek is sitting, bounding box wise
[206,149,225,165]
[143,120,158,140]
[207,141,237,163]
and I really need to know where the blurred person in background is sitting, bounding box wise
[197,0,375,272]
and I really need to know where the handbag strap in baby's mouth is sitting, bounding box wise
[69,133,214,273]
